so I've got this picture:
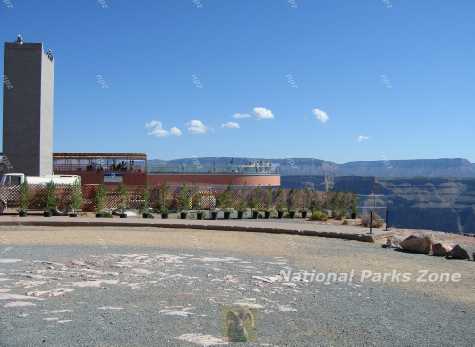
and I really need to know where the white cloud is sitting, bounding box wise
[170,127,182,136]
[145,120,169,138]
[313,108,329,123]
[233,113,252,119]
[253,107,274,120]
[187,119,208,134]
[357,135,370,142]
[222,121,240,129]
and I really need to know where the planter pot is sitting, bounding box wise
[43,210,53,217]
[301,211,308,219]
[277,211,284,219]
[264,211,271,219]
[180,212,187,219]
[211,211,218,220]
[19,210,28,217]
[69,213,78,218]
[289,211,296,219]
[237,211,244,219]
[224,211,231,219]
[161,213,169,219]
[120,213,127,218]
[351,213,357,219]
[197,212,203,220]
[252,211,259,219]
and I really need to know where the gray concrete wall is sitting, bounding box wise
[39,49,54,176]
[2,42,54,176]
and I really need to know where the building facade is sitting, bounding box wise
[3,38,54,176]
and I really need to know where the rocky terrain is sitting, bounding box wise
[0,226,474,346]
[149,157,475,178]
[283,176,475,235]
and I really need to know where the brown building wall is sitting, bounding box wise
[58,171,147,186]
[147,174,280,187]
[55,171,279,188]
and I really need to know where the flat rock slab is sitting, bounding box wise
[0,216,389,243]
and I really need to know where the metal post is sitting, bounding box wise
[385,209,390,231]
[370,210,373,235]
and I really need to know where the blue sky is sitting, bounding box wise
[1,0,474,162]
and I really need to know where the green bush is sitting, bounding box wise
[19,181,29,212]
[333,209,347,220]
[177,185,191,211]
[310,210,328,221]
[141,186,150,213]
[70,180,83,213]
[116,184,128,212]
[94,184,107,213]
[44,182,57,212]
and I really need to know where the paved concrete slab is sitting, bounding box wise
[0,215,391,243]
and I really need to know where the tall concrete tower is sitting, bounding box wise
[2,36,54,176]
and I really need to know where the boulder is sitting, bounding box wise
[399,234,433,254]
[432,242,454,257]
[446,245,470,260]
[382,236,403,249]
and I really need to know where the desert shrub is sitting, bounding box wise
[141,186,150,213]
[333,209,347,220]
[156,182,170,211]
[361,212,384,228]
[94,184,107,213]
[217,186,233,209]
[44,182,57,212]
[177,185,191,211]
[310,210,328,221]
[19,181,29,211]
[70,180,83,212]
[116,184,128,211]
[274,188,286,211]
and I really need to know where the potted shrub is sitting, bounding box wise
[263,188,273,219]
[236,200,246,219]
[141,186,154,219]
[161,207,169,219]
[156,182,170,216]
[43,182,57,217]
[196,211,203,220]
[69,180,82,217]
[95,184,111,218]
[274,188,286,218]
[286,189,297,219]
[178,185,190,220]
[277,207,285,219]
[351,195,357,219]
[301,210,308,219]
[247,189,259,219]
[217,187,233,220]
[210,209,218,220]
[116,184,128,218]
[18,181,29,217]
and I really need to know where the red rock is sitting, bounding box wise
[432,242,454,257]
[446,245,470,260]
[399,235,433,254]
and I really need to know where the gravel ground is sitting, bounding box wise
[0,226,474,346]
